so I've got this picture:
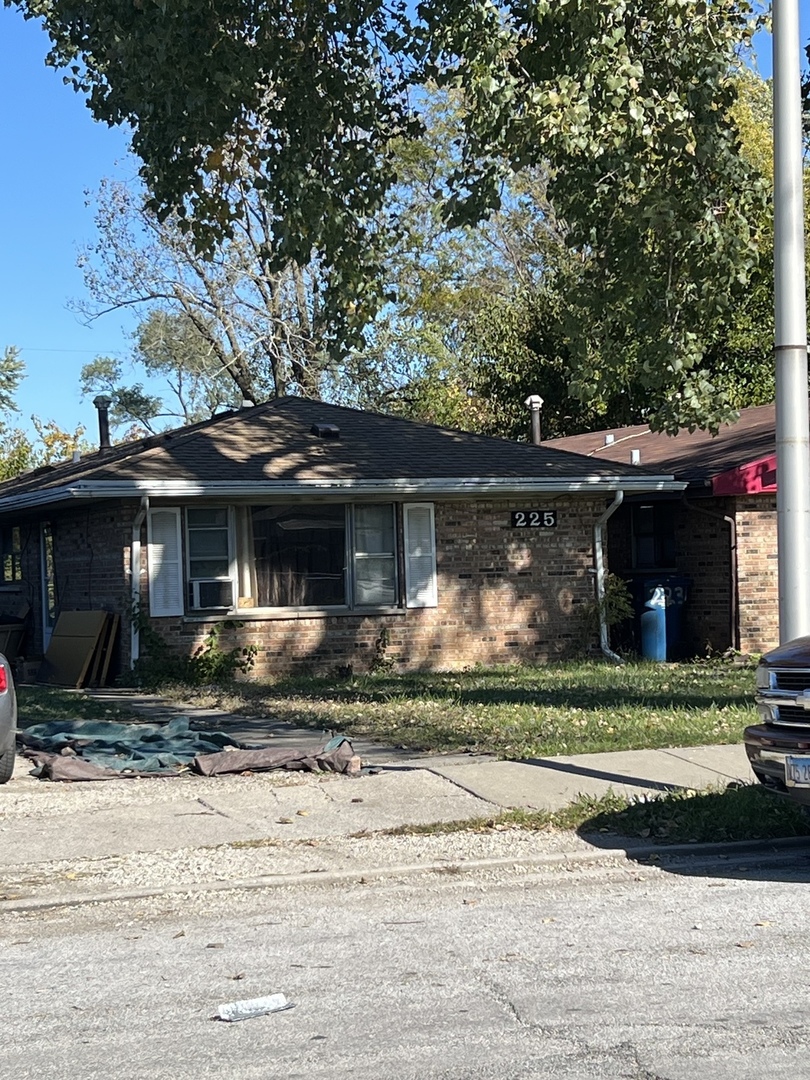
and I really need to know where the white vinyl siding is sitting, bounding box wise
[147,508,184,617]
[403,503,438,608]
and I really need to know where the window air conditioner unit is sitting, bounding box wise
[190,579,234,610]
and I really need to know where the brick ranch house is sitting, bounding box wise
[0,397,683,677]
[545,402,785,657]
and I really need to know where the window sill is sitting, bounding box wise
[182,606,408,623]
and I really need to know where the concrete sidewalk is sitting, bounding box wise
[0,688,755,870]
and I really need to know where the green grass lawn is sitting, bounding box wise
[367,785,810,845]
[139,657,758,759]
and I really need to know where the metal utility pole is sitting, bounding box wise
[774,0,810,643]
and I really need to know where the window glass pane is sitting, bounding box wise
[0,526,21,583]
[354,505,394,555]
[188,530,229,559]
[635,538,656,568]
[251,505,346,607]
[188,508,228,527]
[632,504,676,569]
[355,556,396,606]
[187,509,230,578]
[42,523,56,629]
[189,558,230,579]
[635,505,655,536]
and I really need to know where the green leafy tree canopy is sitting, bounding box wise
[10,0,766,431]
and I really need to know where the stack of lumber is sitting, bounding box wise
[37,611,120,689]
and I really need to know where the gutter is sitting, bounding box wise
[594,491,625,665]
[130,496,149,670]
[0,475,686,513]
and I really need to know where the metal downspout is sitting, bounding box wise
[594,491,624,664]
[682,497,739,652]
[130,496,149,669]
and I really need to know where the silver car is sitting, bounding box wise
[0,655,17,784]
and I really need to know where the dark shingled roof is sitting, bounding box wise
[0,397,676,501]
[543,402,780,486]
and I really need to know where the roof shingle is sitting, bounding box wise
[0,398,677,502]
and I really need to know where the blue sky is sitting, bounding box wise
[0,8,138,441]
[0,4,808,444]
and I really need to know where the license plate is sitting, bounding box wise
[785,755,810,787]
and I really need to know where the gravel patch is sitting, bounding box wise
[0,825,607,903]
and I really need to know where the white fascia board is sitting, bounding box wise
[0,474,686,512]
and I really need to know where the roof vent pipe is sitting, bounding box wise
[93,395,113,452]
[604,433,615,446]
[524,395,544,445]
[630,448,641,465]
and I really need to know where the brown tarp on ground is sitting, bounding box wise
[22,737,361,782]
[192,740,362,777]
[21,750,137,782]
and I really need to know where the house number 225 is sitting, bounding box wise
[510,510,558,528]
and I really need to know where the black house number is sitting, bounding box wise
[511,510,558,528]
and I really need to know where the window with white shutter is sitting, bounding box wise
[403,503,438,608]
[147,508,184,617]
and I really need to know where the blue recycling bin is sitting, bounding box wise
[640,586,667,661]
[643,576,690,659]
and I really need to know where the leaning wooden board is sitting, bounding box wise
[37,612,111,688]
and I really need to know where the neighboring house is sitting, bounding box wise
[545,402,783,657]
[0,397,682,677]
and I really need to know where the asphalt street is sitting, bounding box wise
[2,849,810,1080]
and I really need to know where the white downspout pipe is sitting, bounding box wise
[594,491,624,664]
[130,496,149,669]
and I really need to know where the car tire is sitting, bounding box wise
[0,736,15,784]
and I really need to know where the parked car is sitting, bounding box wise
[745,636,810,804]
[0,653,16,784]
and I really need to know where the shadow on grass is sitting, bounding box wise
[16,685,149,730]
[239,672,754,715]
[577,785,810,883]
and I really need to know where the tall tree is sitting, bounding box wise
[77,177,340,404]
[387,69,778,440]
[11,0,764,431]
[80,311,244,435]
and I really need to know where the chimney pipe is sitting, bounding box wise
[630,448,641,465]
[604,433,615,446]
[524,394,544,445]
[93,394,113,451]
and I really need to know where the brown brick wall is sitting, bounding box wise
[141,496,604,675]
[673,500,733,654]
[735,494,778,654]
[8,489,782,675]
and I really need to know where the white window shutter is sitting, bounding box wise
[147,509,184,617]
[404,503,438,608]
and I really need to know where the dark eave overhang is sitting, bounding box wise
[0,474,687,513]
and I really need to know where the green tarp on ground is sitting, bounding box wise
[19,716,239,774]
